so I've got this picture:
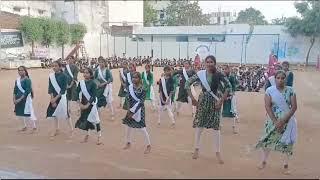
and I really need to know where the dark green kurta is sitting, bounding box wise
[46,72,68,118]
[118,69,129,98]
[13,78,32,117]
[222,74,237,118]
[173,69,196,103]
[94,68,113,108]
[158,76,174,106]
[142,71,154,100]
[122,72,134,110]
[122,86,146,128]
[75,80,98,131]
[185,72,231,130]
[64,64,79,101]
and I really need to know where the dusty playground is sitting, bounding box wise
[0,66,319,179]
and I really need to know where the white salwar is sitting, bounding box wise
[158,77,175,125]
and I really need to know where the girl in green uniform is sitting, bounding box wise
[222,65,239,134]
[64,56,79,118]
[47,61,74,139]
[141,64,156,111]
[122,63,136,110]
[172,61,197,117]
[75,68,103,145]
[94,58,114,119]
[13,66,37,133]
[256,70,297,175]
[122,72,151,154]
[185,55,231,164]
[118,61,129,108]
[158,66,176,127]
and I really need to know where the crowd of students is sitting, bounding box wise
[12,54,297,175]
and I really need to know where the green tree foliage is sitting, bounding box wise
[70,23,87,45]
[164,0,210,26]
[56,20,70,59]
[143,1,158,26]
[40,18,58,47]
[235,7,268,25]
[285,1,320,65]
[20,16,44,57]
[19,17,87,59]
[271,17,287,25]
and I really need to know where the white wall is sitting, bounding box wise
[0,1,52,17]
[112,24,320,65]
[108,1,143,26]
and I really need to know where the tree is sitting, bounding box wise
[285,1,320,66]
[55,20,70,59]
[271,16,287,25]
[69,23,87,45]
[143,1,158,26]
[235,7,268,25]
[40,18,58,47]
[164,0,210,26]
[20,16,44,58]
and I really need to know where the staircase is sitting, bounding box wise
[79,41,89,60]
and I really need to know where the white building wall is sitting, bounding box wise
[0,1,52,17]
[108,1,143,26]
[112,24,320,65]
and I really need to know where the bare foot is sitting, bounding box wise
[144,145,151,154]
[216,152,224,164]
[232,126,238,134]
[258,161,267,170]
[283,164,291,175]
[123,142,131,150]
[96,136,103,145]
[29,128,37,134]
[81,135,89,143]
[18,127,27,132]
[50,130,59,137]
[192,149,199,159]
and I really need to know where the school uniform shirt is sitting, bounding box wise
[158,76,174,106]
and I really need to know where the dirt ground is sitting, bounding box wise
[0,66,319,179]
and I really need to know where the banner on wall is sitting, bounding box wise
[0,31,24,48]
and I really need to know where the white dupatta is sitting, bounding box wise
[183,67,196,96]
[16,77,37,121]
[120,68,127,82]
[128,84,142,122]
[49,73,68,120]
[143,71,155,100]
[120,69,127,93]
[66,64,74,79]
[79,80,100,124]
[127,72,133,85]
[160,77,169,100]
[267,86,297,145]
[98,66,112,101]
[196,70,220,101]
